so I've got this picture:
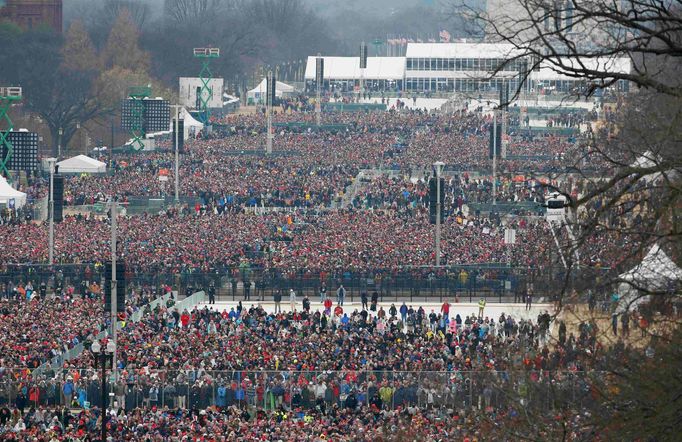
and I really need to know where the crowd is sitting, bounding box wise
[0,207,557,273]
[19,110,602,210]
[350,173,546,211]
[0,296,608,440]
[0,277,178,371]
[0,402,593,441]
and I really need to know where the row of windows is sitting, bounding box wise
[406,58,526,72]
[405,78,521,92]
[536,79,630,93]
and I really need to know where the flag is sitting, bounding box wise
[439,30,451,43]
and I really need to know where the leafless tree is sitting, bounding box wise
[453,0,682,99]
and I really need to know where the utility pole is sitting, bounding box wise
[46,157,56,266]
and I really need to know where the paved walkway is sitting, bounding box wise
[197,300,551,321]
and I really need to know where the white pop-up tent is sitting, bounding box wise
[145,107,204,142]
[57,155,107,174]
[247,79,295,102]
[617,244,682,312]
[179,107,203,138]
[0,175,27,208]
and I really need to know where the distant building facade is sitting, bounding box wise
[306,43,632,95]
[0,0,62,33]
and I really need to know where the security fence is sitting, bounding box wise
[1,264,611,303]
[0,369,598,414]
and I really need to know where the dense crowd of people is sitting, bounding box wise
[0,294,617,440]
[18,111,608,209]
[0,207,556,272]
[0,103,660,440]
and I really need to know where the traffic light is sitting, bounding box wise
[104,260,126,313]
[53,174,64,223]
[489,123,502,159]
[429,177,446,225]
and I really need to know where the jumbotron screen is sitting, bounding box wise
[0,131,39,171]
[121,98,171,133]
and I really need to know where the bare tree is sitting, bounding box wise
[164,0,231,27]
[443,1,682,439]
[453,0,682,99]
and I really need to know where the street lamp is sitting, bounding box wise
[170,105,182,203]
[86,338,115,442]
[432,161,445,267]
[57,127,63,159]
[46,157,57,266]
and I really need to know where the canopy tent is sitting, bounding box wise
[144,107,204,141]
[247,79,295,102]
[617,244,682,312]
[57,155,107,174]
[179,107,203,139]
[0,175,27,208]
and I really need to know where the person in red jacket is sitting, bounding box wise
[180,310,190,328]
[441,300,450,322]
[323,298,333,316]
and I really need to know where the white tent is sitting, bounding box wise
[180,107,203,138]
[0,175,27,208]
[247,79,295,102]
[57,155,107,174]
[617,244,682,312]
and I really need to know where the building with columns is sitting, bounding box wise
[0,0,62,33]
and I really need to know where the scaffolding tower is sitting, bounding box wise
[0,87,22,180]
[193,48,220,124]
[127,86,151,151]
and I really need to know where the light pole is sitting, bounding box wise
[492,111,497,206]
[266,70,275,155]
[316,54,323,126]
[57,127,63,159]
[171,105,182,203]
[433,161,445,267]
[87,339,114,442]
[46,157,57,266]
[107,199,119,377]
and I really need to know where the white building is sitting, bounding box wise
[404,42,525,93]
[305,43,631,95]
[304,56,405,92]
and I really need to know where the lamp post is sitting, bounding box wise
[433,161,445,267]
[57,127,63,159]
[87,339,114,442]
[492,111,497,205]
[170,104,182,203]
[46,157,57,266]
